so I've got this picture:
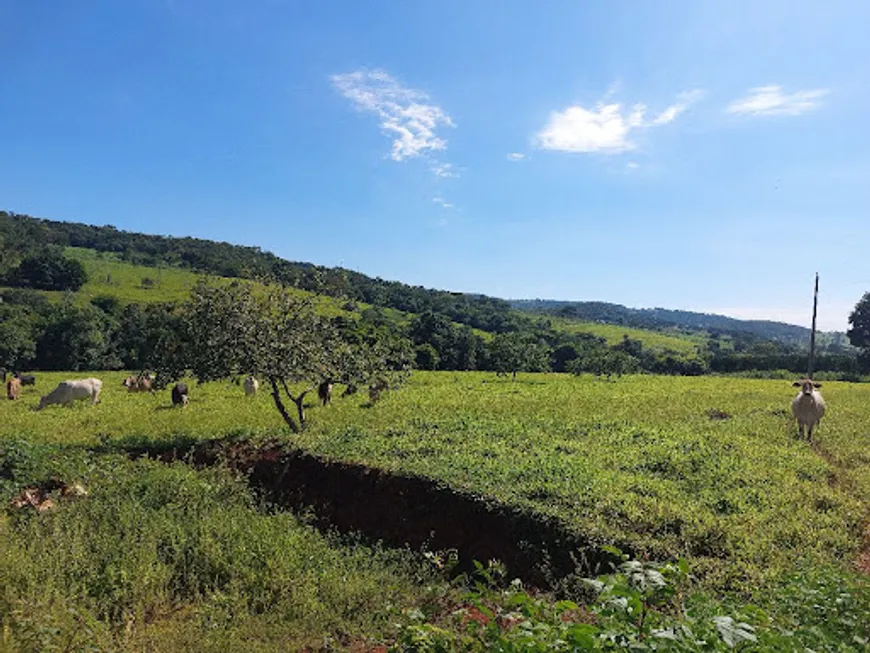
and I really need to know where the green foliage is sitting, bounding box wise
[393,555,869,651]
[416,343,441,371]
[156,280,406,431]
[5,247,87,291]
[0,445,436,651]
[848,292,870,372]
[34,298,121,371]
[0,303,38,370]
[489,332,550,379]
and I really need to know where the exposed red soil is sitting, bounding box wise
[127,438,622,589]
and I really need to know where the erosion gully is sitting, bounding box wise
[125,438,622,590]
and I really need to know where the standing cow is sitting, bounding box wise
[37,379,102,410]
[16,374,36,386]
[122,374,154,392]
[318,380,333,406]
[171,382,189,407]
[792,378,826,439]
[243,376,259,397]
[6,377,21,400]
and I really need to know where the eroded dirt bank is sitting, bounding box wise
[128,438,621,588]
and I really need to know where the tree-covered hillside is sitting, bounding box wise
[512,298,854,352]
[0,211,517,333]
[1,210,864,378]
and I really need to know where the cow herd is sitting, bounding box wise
[4,372,390,413]
[0,370,834,439]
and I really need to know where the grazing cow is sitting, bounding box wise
[243,376,259,397]
[171,382,189,407]
[37,378,102,410]
[368,377,389,404]
[792,378,826,439]
[16,373,36,386]
[122,375,153,392]
[318,380,333,406]
[6,377,21,400]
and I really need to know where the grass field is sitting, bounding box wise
[2,371,868,650]
[67,247,206,304]
[547,315,704,355]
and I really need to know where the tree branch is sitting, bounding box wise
[269,376,299,433]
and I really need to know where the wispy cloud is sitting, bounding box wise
[507,152,526,161]
[432,197,454,210]
[430,162,459,178]
[331,69,455,162]
[726,85,829,117]
[650,89,705,125]
[626,161,639,169]
[536,87,703,154]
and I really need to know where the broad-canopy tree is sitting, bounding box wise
[847,292,870,372]
[0,304,37,371]
[156,280,406,432]
[7,248,87,291]
[33,297,121,371]
[488,332,551,380]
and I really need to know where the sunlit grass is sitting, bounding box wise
[547,314,704,354]
[4,371,868,593]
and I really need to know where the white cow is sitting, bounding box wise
[243,376,259,397]
[791,378,826,439]
[37,378,103,410]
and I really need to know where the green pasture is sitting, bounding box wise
[547,315,703,354]
[66,247,205,304]
[0,247,354,319]
[3,371,868,594]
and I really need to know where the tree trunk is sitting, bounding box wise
[281,379,309,430]
[268,376,299,433]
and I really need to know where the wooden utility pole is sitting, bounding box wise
[808,273,819,379]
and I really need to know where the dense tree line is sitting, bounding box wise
[2,283,864,379]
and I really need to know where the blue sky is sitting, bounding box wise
[1,1,868,330]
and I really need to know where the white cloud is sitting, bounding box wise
[536,88,702,154]
[626,161,639,169]
[331,69,455,162]
[432,197,454,210]
[650,89,705,125]
[726,85,829,117]
[430,162,459,178]
[507,152,525,161]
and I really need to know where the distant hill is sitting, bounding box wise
[0,210,853,355]
[0,210,518,334]
[511,299,853,352]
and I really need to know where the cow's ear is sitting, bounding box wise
[814,382,822,388]
[792,381,802,387]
